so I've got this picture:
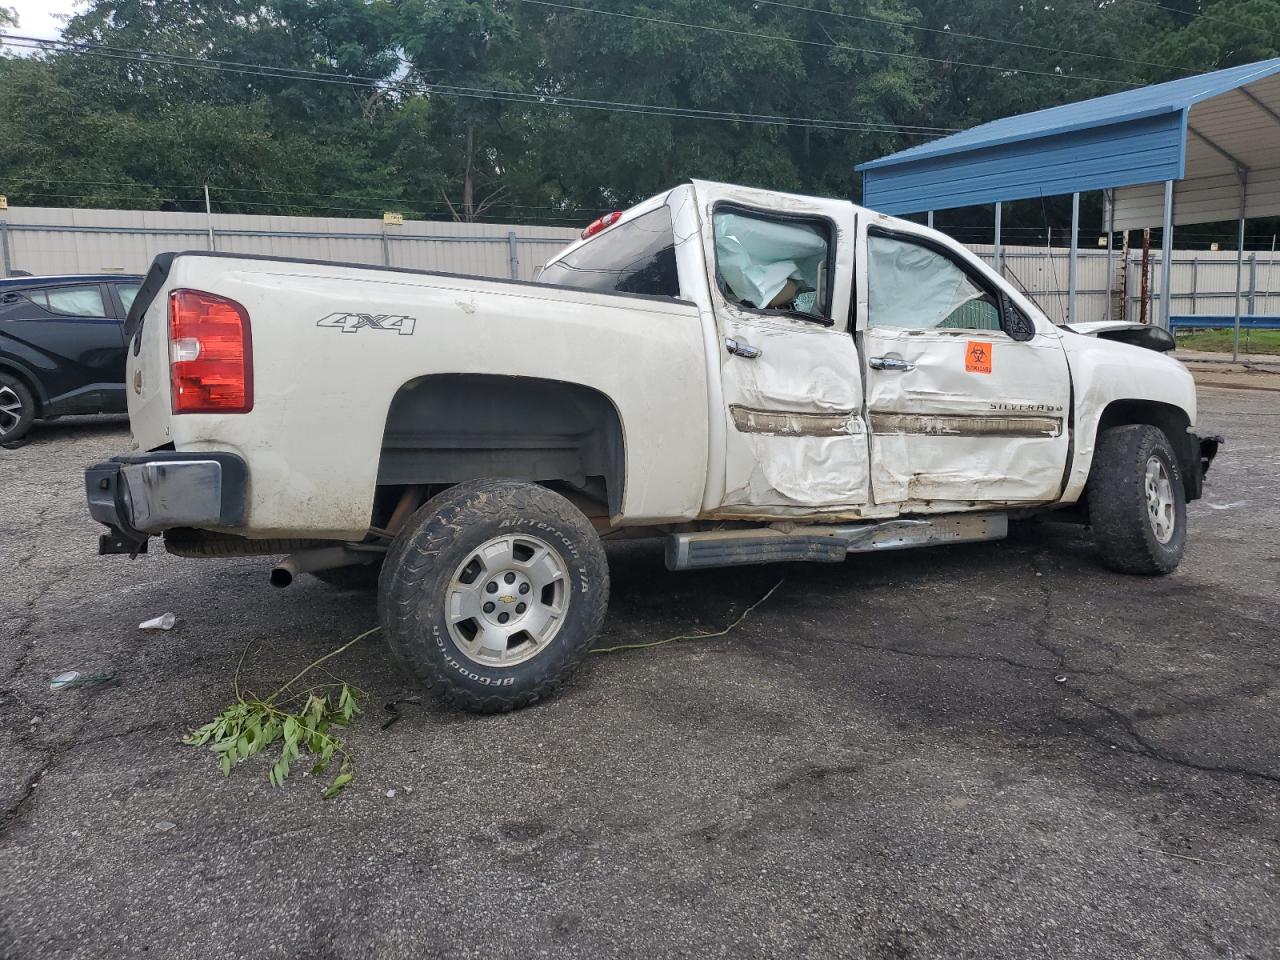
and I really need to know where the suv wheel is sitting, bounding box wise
[0,374,36,445]
[1087,424,1187,575]
[378,480,609,713]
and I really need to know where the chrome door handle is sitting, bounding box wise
[725,337,762,359]
[869,356,914,371]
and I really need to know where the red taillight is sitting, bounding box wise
[580,210,622,240]
[168,289,253,414]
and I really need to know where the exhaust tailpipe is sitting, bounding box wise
[270,547,375,588]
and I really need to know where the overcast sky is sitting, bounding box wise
[7,1,78,39]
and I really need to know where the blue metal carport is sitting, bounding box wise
[856,58,1280,355]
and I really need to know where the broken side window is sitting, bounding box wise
[868,234,1001,332]
[713,209,831,322]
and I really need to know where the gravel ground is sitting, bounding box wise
[1,387,1277,960]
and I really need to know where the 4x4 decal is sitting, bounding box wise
[317,312,417,335]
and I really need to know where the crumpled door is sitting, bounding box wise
[696,183,870,517]
[857,223,1071,507]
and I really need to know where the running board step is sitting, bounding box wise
[665,514,1008,571]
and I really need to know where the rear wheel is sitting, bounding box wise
[0,374,35,445]
[1087,424,1187,575]
[378,479,609,713]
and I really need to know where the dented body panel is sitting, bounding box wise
[1057,329,1198,503]
[100,179,1208,553]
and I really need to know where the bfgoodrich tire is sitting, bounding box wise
[1087,424,1187,575]
[378,480,609,713]
[0,374,36,446]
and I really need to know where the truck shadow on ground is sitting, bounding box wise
[593,522,1280,802]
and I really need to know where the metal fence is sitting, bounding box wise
[0,206,580,282]
[1,206,1275,326]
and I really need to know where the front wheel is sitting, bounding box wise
[1087,424,1187,575]
[378,480,609,713]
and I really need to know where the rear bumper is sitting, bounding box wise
[85,452,247,551]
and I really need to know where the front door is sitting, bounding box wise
[855,223,1071,507]
[697,185,870,516]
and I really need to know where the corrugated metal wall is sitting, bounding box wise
[1,206,1272,325]
[0,206,579,282]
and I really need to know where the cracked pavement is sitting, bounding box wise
[1,385,1278,959]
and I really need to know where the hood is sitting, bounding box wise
[1060,320,1175,353]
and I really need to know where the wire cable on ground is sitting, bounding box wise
[591,579,785,654]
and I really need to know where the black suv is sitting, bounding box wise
[0,274,143,444]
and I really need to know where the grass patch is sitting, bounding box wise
[1176,329,1280,355]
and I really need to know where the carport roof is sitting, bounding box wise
[856,58,1280,219]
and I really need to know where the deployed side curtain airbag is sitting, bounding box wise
[869,235,984,329]
[714,212,828,309]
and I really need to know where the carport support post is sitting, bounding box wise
[1068,192,1079,324]
[1159,179,1174,329]
[993,202,1003,275]
[926,211,934,229]
[1104,190,1115,323]
[1232,169,1247,362]
[0,219,10,277]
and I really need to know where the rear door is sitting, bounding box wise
[855,222,1071,507]
[695,184,870,516]
[0,282,127,411]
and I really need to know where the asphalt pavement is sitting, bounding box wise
[1,387,1277,960]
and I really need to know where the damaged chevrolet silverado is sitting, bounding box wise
[85,181,1219,712]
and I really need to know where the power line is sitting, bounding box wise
[1124,0,1278,36]
[750,0,1195,74]
[0,33,955,136]
[518,0,1139,85]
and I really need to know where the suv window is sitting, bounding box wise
[27,284,108,318]
[869,234,1001,332]
[713,208,831,322]
[116,283,141,314]
[539,207,679,297]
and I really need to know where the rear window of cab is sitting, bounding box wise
[539,207,679,298]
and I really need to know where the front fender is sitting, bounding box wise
[1060,331,1198,503]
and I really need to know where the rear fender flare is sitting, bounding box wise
[0,357,48,411]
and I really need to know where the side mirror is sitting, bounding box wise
[1002,297,1035,342]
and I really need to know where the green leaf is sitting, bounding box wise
[322,771,353,799]
[272,756,290,787]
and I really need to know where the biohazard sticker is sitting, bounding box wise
[965,340,993,374]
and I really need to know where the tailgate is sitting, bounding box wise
[123,253,180,451]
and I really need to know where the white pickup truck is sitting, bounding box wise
[86,180,1219,712]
